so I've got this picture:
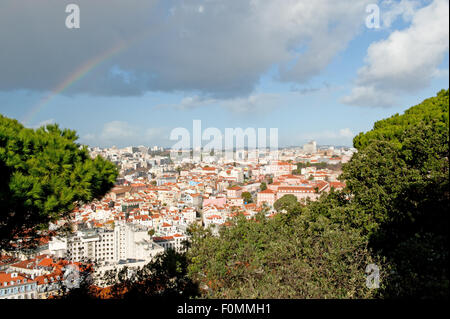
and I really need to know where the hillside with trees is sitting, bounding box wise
[341,89,449,298]
[186,89,449,299]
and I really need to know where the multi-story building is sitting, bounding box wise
[267,161,296,177]
[257,181,330,207]
[0,272,37,299]
[226,186,243,199]
[152,233,187,253]
[55,223,160,264]
[35,272,63,299]
[257,189,277,207]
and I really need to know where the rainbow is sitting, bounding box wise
[22,40,127,125]
[22,25,160,126]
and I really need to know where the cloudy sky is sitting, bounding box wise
[0,0,448,147]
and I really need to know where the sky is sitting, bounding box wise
[0,0,448,148]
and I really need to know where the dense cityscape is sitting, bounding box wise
[0,141,355,299]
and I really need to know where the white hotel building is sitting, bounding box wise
[50,223,164,264]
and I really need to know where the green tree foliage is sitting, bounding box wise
[260,182,267,191]
[273,194,302,214]
[123,249,199,299]
[187,212,380,298]
[341,89,449,298]
[0,114,118,248]
[353,89,449,150]
[297,162,309,169]
[241,192,253,204]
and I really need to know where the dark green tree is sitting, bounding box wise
[260,182,267,191]
[241,191,253,204]
[187,211,380,298]
[273,194,302,214]
[0,115,118,248]
[341,89,449,298]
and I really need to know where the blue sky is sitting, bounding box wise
[0,0,448,148]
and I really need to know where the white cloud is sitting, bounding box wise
[285,128,355,146]
[81,121,169,147]
[305,128,355,140]
[99,121,137,141]
[342,0,449,107]
[341,86,398,108]
[221,93,280,113]
[158,93,281,114]
[290,82,337,95]
[337,128,355,139]
[381,0,421,28]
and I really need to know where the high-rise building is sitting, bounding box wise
[54,223,162,264]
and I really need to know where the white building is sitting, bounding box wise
[153,234,187,253]
[53,223,161,264]
[303,140,317,154]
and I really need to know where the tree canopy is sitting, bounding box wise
[0,114,118,248]
[260,182,267,191]
[241,191,253,204]
[273,194,302,214]
[340,89,449,298]
[353,89,449,150]
[187,212,378,298]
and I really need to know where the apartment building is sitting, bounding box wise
[0,272,37,299]
[54,223,159,264]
